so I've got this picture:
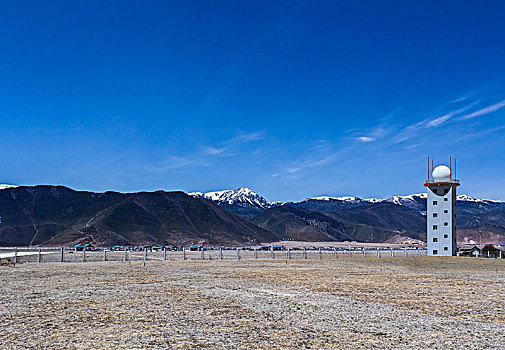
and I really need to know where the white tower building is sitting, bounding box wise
[424,158,459,256]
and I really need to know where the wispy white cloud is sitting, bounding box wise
[459,99,505,120]
[272,93,505,183]
[199,130,267,158]
[390,121,424,144]
[276,118,396,179]
[313,139,330,150]
[149,130,267,172]
[427,102,479,127]
[454,125,505,142]
[286,154,338,174]
[356,136,375,142]
[201,146,227,156]
[149,156,211,172]
[390,100,482,144]
[227,130,267,143]
[350,124,395,144]
[447,95,471,104]
[427,112,455,127]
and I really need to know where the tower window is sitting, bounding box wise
[433,250,438,255]
[433,189,438,194]
[433,237,438,242]
[444,198,448,201]
[444,210,448,213]
[444,188,449,194]
[444,234,448,238]
[433,225,438,230]
[433,201,438,205]
[444,247,448,251]
[444,222,448,226]
[433,213,438,217]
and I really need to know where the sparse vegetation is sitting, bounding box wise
[1,256,504,348]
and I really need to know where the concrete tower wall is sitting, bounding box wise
[426,184,457,256]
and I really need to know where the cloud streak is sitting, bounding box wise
[274,94,505,181]
[427,102,479,127]
[356,136,375,142]
[285,153,339,174]
[149,156,211,171]
[149,130,267,172]
[459,99,505,120]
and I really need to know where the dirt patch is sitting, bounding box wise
[1,256,504,349]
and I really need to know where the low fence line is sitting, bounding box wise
[0,247,433,264]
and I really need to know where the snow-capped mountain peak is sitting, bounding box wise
[456,194,503,203]
[188,187,280,209]
[0,184,18,190]
[304,193,428,205]
[189,187,504,215]
[304,192,503,207]
[383,193,427,205]
[305,196,361,202]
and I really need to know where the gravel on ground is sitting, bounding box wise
[1,256,504,349]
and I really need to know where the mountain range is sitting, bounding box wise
[0,186,277,247]
[191,188,505,245]
[1,185,504,246]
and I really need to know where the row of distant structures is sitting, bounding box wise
[69,243,505,259]
[74,244,291,252]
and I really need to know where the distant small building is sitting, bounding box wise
[74,243,93,251]
[457,245,480,257]
[189,245,202,251]
[481,244,503,258]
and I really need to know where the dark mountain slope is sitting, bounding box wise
[0,186,278,246]
[188,187,505,243]
[251,206,405,242]
[322,202,426,235]
[290,197,505,244]
[253,204,424,243]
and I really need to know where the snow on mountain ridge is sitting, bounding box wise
[305,192,503,205]
[305,193,427,204]
[188,187,279,208]
[307,196,361,202]
[189,187,503,210]
[0,184,18,190]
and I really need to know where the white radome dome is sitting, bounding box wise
[432,165,451,182]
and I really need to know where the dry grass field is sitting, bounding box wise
[1,255,504,349]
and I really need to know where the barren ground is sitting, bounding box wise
[1,255,504,349]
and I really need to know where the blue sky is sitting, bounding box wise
[1,1,504,201]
